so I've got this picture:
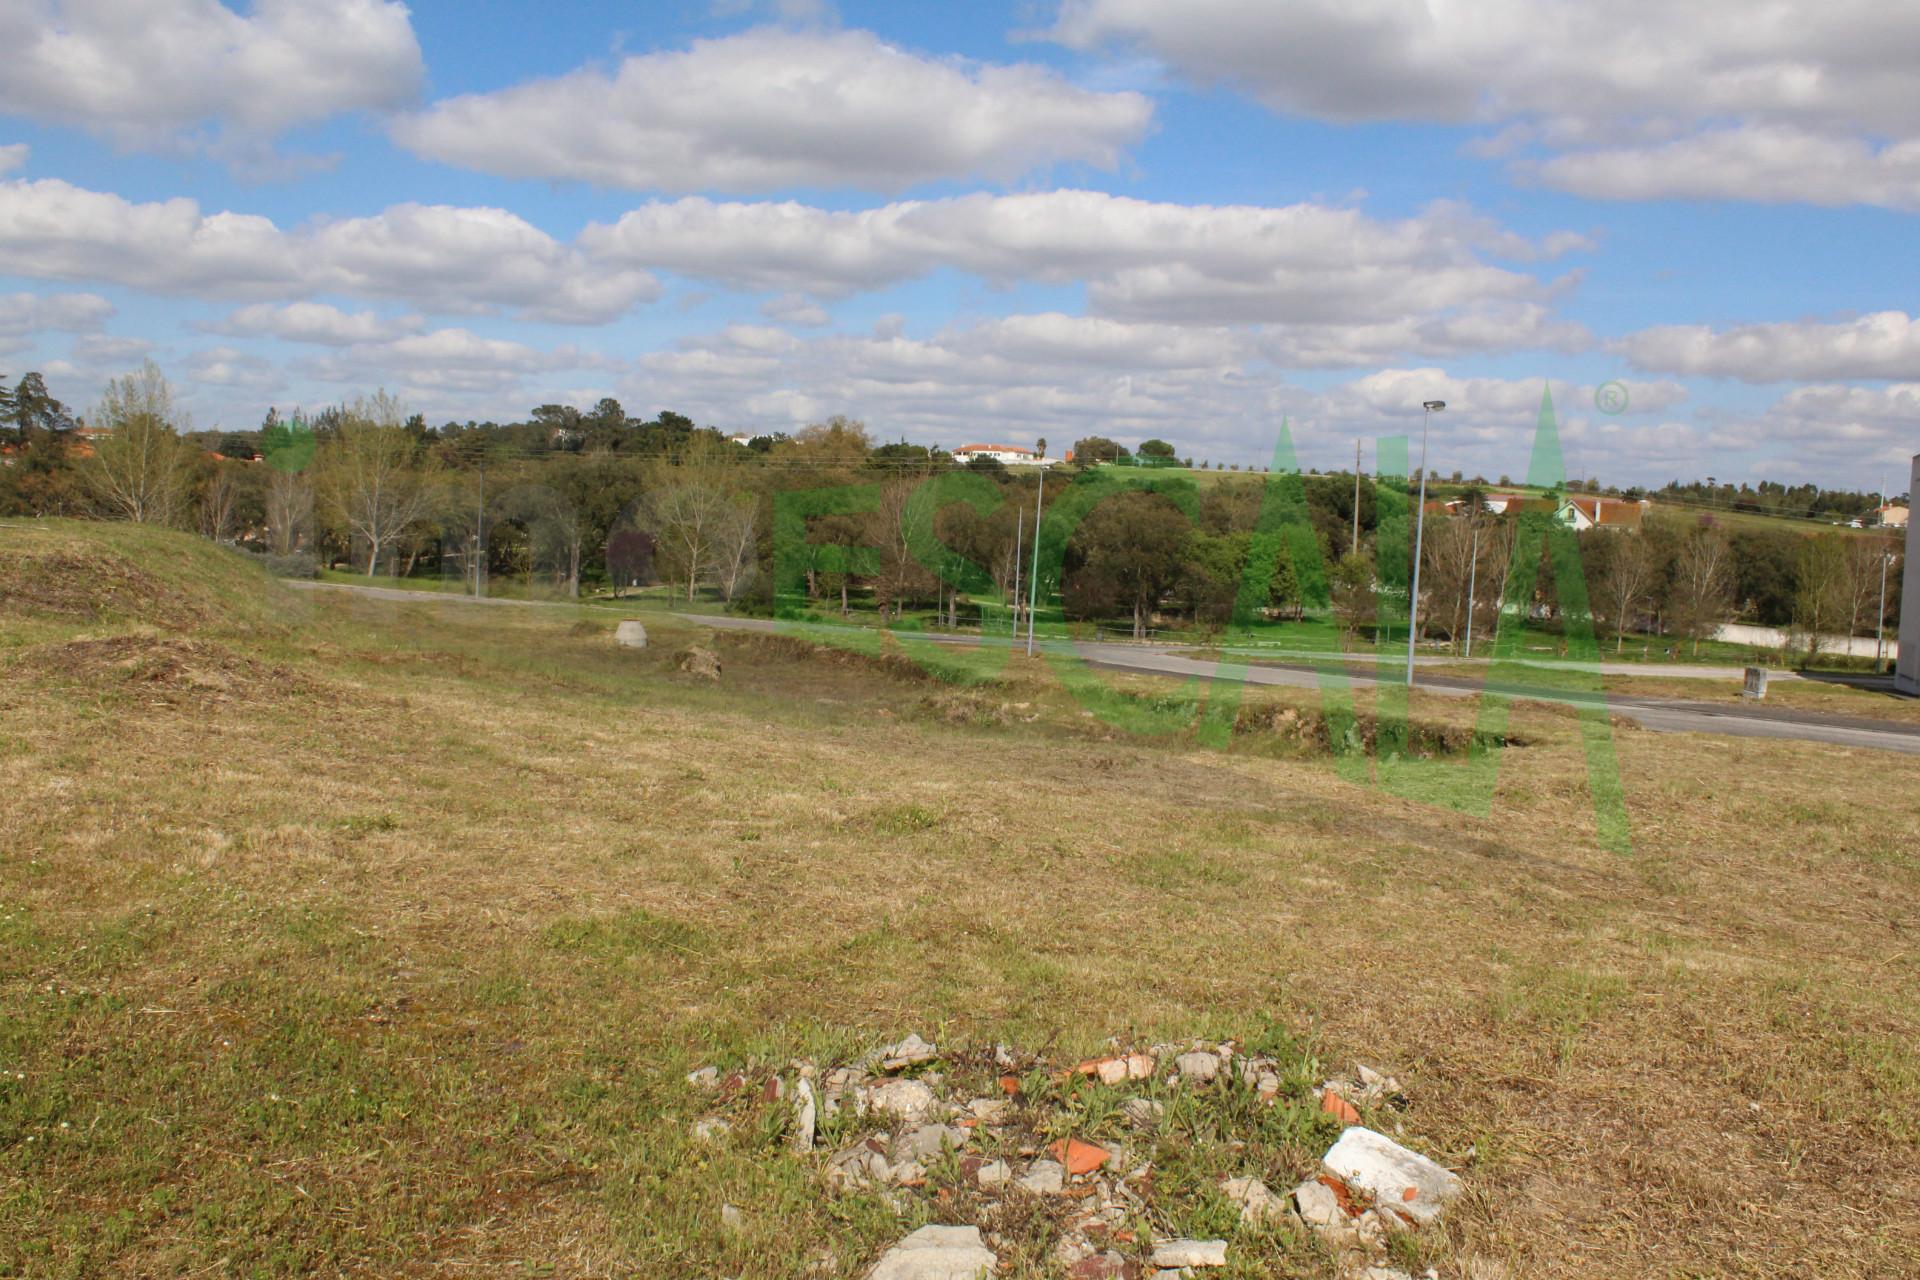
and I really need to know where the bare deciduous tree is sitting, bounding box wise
[83,361,197,525]
[645,478,736,602]
[316,391,437,576]
[265,468,314,555]
[1596,531,1657,652]
[1667,524,1735,654]
[714,501,758,604]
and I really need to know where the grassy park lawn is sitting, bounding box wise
[3,520,1918,1278]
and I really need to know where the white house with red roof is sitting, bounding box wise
[951,443,1058,467]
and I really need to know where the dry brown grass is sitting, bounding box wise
[2,522,1918,1278]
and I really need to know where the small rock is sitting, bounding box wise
[1174,1051,1220,1084]
[1121,1098,1164,1128]
[721,1202,746,1234]
[865,1078,939,1125]
[614,620,648,649]
[691,1117,731,1143]
[865,1224,996,1280]
[1359,1268,1415,1280]
[965,1097,1011,1126]
[1220,1176,1288,1225]
[896,1123,968,1162]
[793,1078,818,1152]
[1292,1178,1345,1228]
[677,645,722,680]
[1321,1128,1462,1228]
[827,1139,892,1191]
[1017,1159,1066,1195]
[878,1033,938,1072]
[686,1065,720,1089]
[971,1158,1011,1188]
[1151,1240,1227,1268]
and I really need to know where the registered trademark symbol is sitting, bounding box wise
[1594,381,1629,415]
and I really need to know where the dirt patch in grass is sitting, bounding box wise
[0,548,190,627]
[34,633,315,705]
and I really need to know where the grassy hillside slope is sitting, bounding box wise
[2,522,1917,1278]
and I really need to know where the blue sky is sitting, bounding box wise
[2,0,1917,496]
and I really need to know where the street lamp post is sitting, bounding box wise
[1407,400,1445,688]
[1877,544,1892,670]
[1463,519,1482,661]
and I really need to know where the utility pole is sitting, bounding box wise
[1010,509,1023,646]
[1407,400,1445,689]
[1464,520,1482,661]
[1351,439,1362,555]
[1027,474,1045,656]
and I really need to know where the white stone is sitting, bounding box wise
[1017,1159,1066,1194]
[686,1065,719,1089]
[896,1123,967,1162]
[1151,1239,1228,1268]
[973,1158,1011,1187]
[1122,1097,1164,1128]
[691,1117,730,1143]
[864,1078,939,1124]
[1321,1128,1463,1227]
[1174,1051,1220,1084]
[878,1033,938,1071]
[793,1077,817,1152]
[866,1225,996,1280]
[827,1140,891,1191]
[1292,1178,1344,1228]
[1221,1176,1289,1225]
[614,620,648,649]
[721,1202,745,1234]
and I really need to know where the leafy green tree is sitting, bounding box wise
[1330,551,1375,638]
[10,372,74,445]
[1062,489,1191,638]
[1071,436,1127,466]
[1138,438,1176,463]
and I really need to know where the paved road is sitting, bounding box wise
[691,613,1920,756]
[286,583,1920,754]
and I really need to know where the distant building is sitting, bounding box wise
[1875,503,1908,529]
[726,432,756,448]
[1476,493,1645,529]
[1556,495,1649,532]
[951,443,1058,467]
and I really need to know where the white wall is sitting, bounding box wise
[1712,622,1897,661]
[1899,455,1920,695]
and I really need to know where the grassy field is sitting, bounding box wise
[3,520,1919,1278]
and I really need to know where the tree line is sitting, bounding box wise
[0,362,1903,661]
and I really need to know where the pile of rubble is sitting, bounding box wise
[687,1034,1465,1279]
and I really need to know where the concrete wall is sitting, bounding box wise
[1711,622,1895,661]
[1900,455,1920,696]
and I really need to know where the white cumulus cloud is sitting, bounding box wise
[1050,0,1920,208]
[394,27,1151,193]
[0,177,660,323]
[1619,311,1920,382]
[0,0,422,148]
